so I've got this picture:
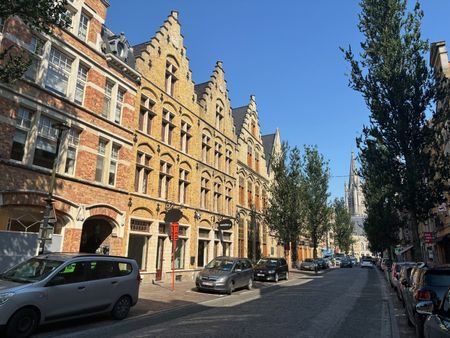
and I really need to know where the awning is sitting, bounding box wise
[397,245,414,255]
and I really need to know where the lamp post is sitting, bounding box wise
[39,122,69,254]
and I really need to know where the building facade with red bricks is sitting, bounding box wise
[0,0,139,255]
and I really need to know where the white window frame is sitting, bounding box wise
[77,11,90,42]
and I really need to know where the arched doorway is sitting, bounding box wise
[79,217,114,253]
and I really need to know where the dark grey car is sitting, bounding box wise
[196,256,253,295]
[416,286,450,337]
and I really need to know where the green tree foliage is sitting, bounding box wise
[264,143,303,260]
[301,145,331,259]
[342,0,449,259]
[0,0,71,83]
[332,198,354,254]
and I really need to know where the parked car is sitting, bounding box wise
[361,258,374,268]
[0,253,141,338]
[416,286,450,338]
[391,262,416,292]
[340,258,353,268]
[196,256,253,295]
[398,264,416,306]
[403,265,450,338]
[300,259,317,271]
[349,256,357,266]
[253,257,288,282]
[316,258,328,270]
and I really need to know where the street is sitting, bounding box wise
[33,267,412,338]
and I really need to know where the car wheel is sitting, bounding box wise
[285,272,289,280]
[111,296,132,320]
[6,307,39,338]
[275,273,279,283]
[227,281,234,295]
[247,278,253,290]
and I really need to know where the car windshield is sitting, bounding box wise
[1,258,63,283]
[256,259,278,267]
[205,258,235,271]
[424,272,450,287]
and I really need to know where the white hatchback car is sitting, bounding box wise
[361,259,374,268]
[0,253,141,338]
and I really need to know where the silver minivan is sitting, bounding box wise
[0,253,141,338]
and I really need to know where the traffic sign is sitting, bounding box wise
[218,218,233,230]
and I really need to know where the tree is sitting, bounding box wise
[0,0,71,83]
[264,143,303,262]
[342,0,448,260]
[332,198,354,254]
[301,145,331,259]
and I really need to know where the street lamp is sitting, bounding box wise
[39,122,69,254]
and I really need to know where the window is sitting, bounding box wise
[225,149,232,175]
[180,121,191,153]
[108,144,120,185]
[215,103,223,130]
[201,177,210,209]
[161,110,174,145]
[179,169,189,204]
[174,239,186,269]
[202,134,211,163]
[213,182,221,213]
[74,64,88,104]
[247,145,252,167]
[135,152,152,194]
[52,261,87,284]
[262,190,267,210]
[239,177,245,205]
[255,186,260,211]
[115,89,125,123]
[64,129,80,175]
[251,121,256,136]
[214,143,222,170]
[102,81,113,118]
[25,35,45,82]
[225,186,232,215]
[247,182,253,207]
[77,12,89,41]
[11,108,33,162]
[255,153,260,173]
[95,139,107,182]
[165,61,177,96]
[139,95,155,134]
[45,48,73,96]
[33,115,59,169]
[159,161,172,199]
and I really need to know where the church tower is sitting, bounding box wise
[344,152,366,216]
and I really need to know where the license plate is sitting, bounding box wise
[202,281,213,286]
[257,273,265,276]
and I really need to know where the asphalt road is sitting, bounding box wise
[34,267,407,338]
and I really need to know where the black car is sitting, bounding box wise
[403,265,450,338]
[340,258,353,268]
[253,257,289,282]
[316,258,328,270]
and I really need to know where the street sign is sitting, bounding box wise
[218,218,233,230]
[165,208,183,223]
[424,232,433,244]
[171,222,179,241]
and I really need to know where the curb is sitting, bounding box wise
[377,268,400,338]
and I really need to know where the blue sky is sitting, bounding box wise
[106,0,450,200]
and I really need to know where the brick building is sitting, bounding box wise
[0,0,139,255]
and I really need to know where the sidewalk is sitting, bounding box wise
[130,267,332,318]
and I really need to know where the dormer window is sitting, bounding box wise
[165,61,177,96]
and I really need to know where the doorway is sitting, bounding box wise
[155,237,165,281]
[79,218,112,253]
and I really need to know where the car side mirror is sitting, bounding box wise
[46,276,65,287]
[416,301,434,316]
